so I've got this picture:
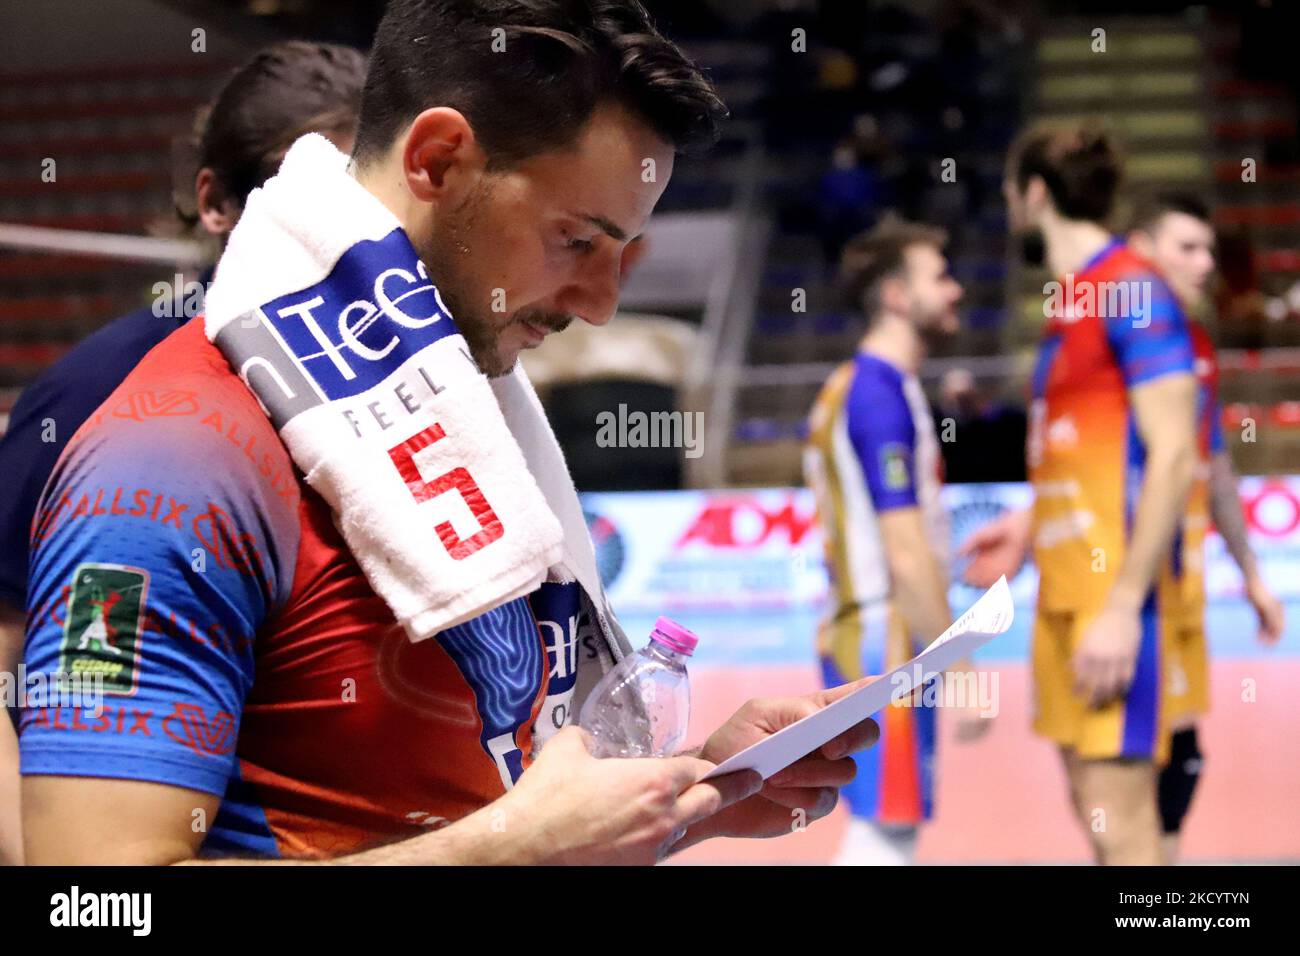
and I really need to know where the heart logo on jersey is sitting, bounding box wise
[162,701,236,757]
[113,389,201,422]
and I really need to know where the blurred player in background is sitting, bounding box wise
[805,218,989,866]
[0,40,367,866]
[1128,192,1285,863]
[965,124,1199,865]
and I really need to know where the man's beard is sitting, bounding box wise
[1018,230,1046,267]
[413,192,573,378]
[413,196,512,377]
[438,291,573,379]
[430,272,512,377]
[916,312,954,351]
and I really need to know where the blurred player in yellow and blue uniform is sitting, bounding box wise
[1129,192,1285,863]
[806,219,989,866]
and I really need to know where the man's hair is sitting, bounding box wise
[839,217,948,318]
[1130,191,1213,235]
[1007,121,1124,222]
[196,41,367,207]
[351,0,727,168]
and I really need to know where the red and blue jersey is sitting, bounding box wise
[1027,239,1195,759]
[1190,323,1225,461]
[1028,238,1196,615]
[20,319,589,859]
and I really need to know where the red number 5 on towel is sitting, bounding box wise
[388,423,505,560]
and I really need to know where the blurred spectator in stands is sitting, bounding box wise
[932,367,1028,483]
[849,113,898,174]
[0,40,366,866]
[817,137,886,265]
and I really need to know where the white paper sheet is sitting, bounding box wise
[702,576,1014,781]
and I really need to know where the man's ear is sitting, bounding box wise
[1025,176,1049,220]
[878,273,907,316]
[195,168,239,237]
[403,107,486,204]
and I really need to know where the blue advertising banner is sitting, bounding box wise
[581,479,1300,668]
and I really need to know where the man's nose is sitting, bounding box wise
[559,254,622,327]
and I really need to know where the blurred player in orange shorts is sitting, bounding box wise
[1128,192,1285,863]
[965,124,1199,864]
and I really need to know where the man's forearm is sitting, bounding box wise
[1108,442,1196,610]
[175,797,522,865]
[1209,452,1259,580]
[346,799,528,864]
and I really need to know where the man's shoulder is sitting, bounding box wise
[75,319,279,440]
[847,353,908,411]
[812,359,856,405]
[1095,246,1178,301]
[31,318,303,612]
[840,354,914,454]
[58,318,299,513]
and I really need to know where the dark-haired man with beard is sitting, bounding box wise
[18,0,877,865]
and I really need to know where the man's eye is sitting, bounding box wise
[565,235,595,252]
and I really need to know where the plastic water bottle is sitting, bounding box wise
[578,617,698,758]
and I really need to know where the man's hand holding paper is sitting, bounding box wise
[666,578,1014,852]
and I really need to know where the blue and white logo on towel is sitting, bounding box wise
[216,228,464,429]
[260,228,456,398]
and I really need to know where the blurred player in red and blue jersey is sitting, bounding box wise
[1128,192,1285,863]
[966,123,1199,864]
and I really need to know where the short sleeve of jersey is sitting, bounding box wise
[1104,271,1194,387]
[19,389,300,797]
[845,360,918,511]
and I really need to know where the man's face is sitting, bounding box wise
[1002,175,1049,266]
[1135,211,1216,305]
[412,102,674,377]
[901,244,963,339]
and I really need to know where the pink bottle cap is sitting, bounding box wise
[650,617,698,656]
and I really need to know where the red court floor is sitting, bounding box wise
[673,660,1300,864]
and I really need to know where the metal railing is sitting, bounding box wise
[0,221,204,265]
